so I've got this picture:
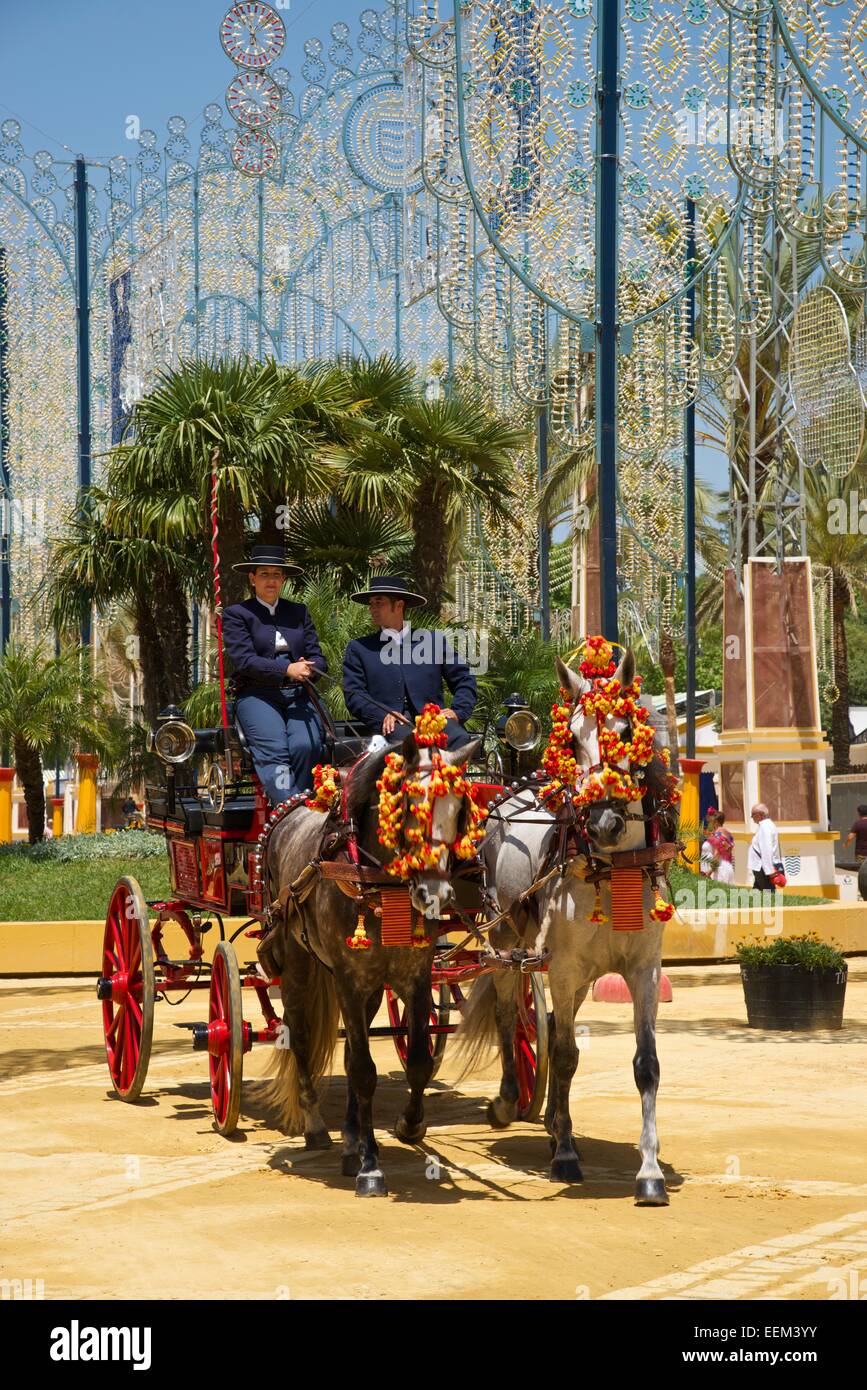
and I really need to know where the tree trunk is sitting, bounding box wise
[13,735,46,843]
[659,628,680,775]
[134,565,191,727]
[411,477,448,617]
[830,576,850,774]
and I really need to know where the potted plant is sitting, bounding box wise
[736,934,847,1031]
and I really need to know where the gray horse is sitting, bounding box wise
[262,733,479,1197]
[458,651,675,1205]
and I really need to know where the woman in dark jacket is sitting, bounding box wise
[221,544,326,806]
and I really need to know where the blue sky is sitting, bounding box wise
[0,0,728,495]
[0,0,355,159]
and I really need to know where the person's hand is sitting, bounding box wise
[442,708,458,721]
[286,659,314,682]
[382,711,411,734]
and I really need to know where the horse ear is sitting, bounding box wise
[442,737,482,768]
[615,647,635,688]
[555,655,585,698]
[401,731,419,765]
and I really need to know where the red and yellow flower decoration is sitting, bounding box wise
[305,763,340,813]
[375,707,488,884]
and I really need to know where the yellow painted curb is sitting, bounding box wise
[3,903,867,975]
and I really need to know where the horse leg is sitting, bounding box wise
[341,988,382,1177]
[546,967,583,1183]
[342,1004,386,1197]
[624,961,668,1206]
[280,945,332,1150]
[395,979,434,1145]
[487,970,522,1128]
[544,984,589,1143]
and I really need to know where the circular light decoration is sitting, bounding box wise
[220,2,285,70]
[226,70,281,128]
[343,81,422,195]
[232,128,278,175]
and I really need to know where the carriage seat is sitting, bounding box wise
[326,720,373,767]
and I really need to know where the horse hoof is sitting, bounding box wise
[341,1153,361,1177]
[395,1117,427,1146]
[304,1129,332,1151]
[549,1154,584,1184]
[487,1098,516,1130]
[356,1171,387,1198]
[635,1177,669,1206]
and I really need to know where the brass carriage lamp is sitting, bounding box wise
[497,693,541,779]
[150,705,198,817]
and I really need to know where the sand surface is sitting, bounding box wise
[2,960,867,1301]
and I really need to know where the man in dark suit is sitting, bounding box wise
[222,544,326,804]
[342,576,477,747]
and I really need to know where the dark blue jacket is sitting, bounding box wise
[222,597,327,691]
[342,628,477,733]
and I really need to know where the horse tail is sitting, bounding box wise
[454,971,517,1079]
[262,951,339,1134]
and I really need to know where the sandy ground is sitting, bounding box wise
[2,959,867,1302]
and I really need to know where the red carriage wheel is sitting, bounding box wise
[385,984,455,1080]
[208,942,244,1136]
[99,876,155,1101]
[514,973,549,1122]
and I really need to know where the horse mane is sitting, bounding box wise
[639,698,678,840]
[344,746,390,824]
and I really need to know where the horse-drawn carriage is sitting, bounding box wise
[97,698,549,1138]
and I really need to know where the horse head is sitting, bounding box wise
[399,732,483,919]
[554,648,666,854]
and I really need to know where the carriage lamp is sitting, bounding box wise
[153,707,197,764]
[497,693,541,778]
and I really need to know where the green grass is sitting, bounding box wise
[0,856,173,922]
[667,863,835,909]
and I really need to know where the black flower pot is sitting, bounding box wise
[740,963,847,1030]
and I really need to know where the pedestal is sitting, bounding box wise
[74,753,99,834]
[0,768,14,844]
[50,796,64,839]
[719,558,837,897]
[679,758,705,874]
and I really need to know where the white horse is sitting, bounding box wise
[458,651,676,1205]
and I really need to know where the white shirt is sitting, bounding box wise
[256,597,288,651]
[381,621,411,642]
[748,818,781,874]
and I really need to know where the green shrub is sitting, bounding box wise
[0,829,164,864]
[736,933,846,971]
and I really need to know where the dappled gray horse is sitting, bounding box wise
[262,732,479,1197]
[459,650,677,1205]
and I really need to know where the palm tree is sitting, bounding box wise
[338,389,528,612]
[47,491,200,724]
[107,358,342,608]
[804,469,867,772]
[0,641,113,842]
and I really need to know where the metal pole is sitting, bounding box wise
[595,0,620,644]
[538,404,550,639]
[257,176,264,359]
[73,157,92,648]
[193,171,201,355]
[393,195,402,361]
[684,198,697,760]
[0,245,10,660]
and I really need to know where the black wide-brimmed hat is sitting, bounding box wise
[350,575,426,608]
[232,543,302,577]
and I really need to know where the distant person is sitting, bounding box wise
[748,803,783,891]
[701,810,735,885]
[843,804,867,865]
